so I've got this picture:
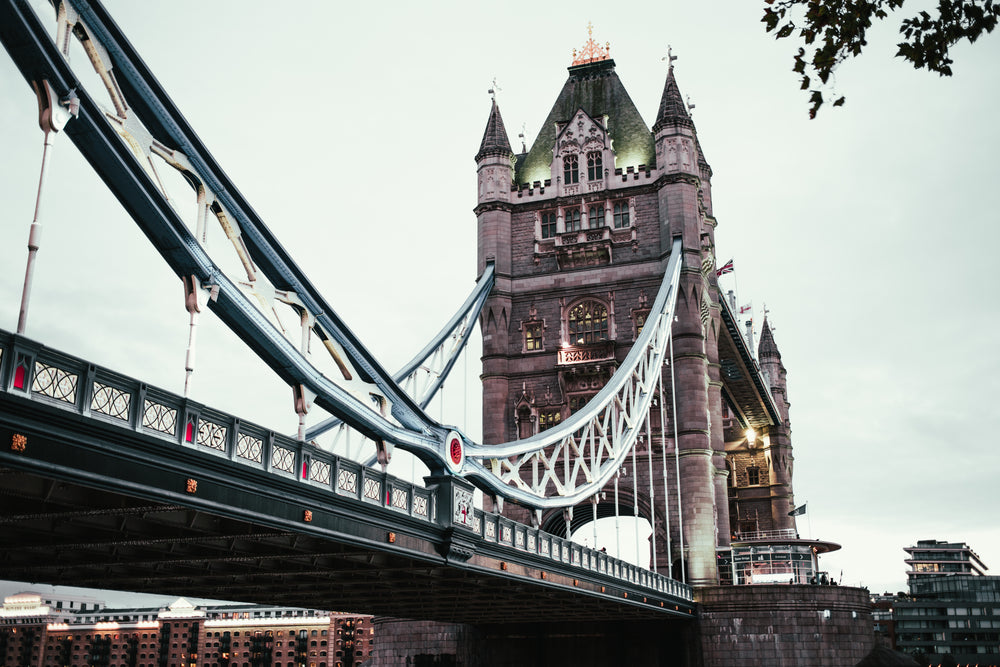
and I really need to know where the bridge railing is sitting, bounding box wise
[470,507,690,599]
[0,330,691,602]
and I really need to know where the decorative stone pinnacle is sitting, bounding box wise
[571,23,611,66]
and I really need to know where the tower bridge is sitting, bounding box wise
[0,1,874,665]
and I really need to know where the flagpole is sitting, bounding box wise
[806,501,812,540]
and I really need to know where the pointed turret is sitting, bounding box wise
[653,65,693,133]
[476,99,514,162]
[757,318,781,362]
[757,317,789,426]
[694,133,712,176]
[757,318,775,357]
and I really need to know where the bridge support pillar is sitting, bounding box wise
[424,474,478,562]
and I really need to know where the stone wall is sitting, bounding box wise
[371,617,699,667]
[696,585,873,666]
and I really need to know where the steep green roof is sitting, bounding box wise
[517,59,654,185]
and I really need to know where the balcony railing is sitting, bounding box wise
[557,340,616,365]
[733,528,799,542]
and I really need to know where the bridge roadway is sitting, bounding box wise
[0,330,694,624]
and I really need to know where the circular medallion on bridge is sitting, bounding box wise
[446,431,464,473]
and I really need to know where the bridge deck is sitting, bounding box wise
[0,331,694,624]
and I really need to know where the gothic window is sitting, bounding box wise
[587,151,603,180]
[541,212,558,239]
[746,465,760,486]
[538,411,561,431]
[613,201,630,228]
[565,208,582,232]
[563,154,579,184]
[588,204,604,228]
[569,394,595,414]
[633,311,647,338]
[567,300,609,345]
[524,322,543,352]
[516,406,534,439]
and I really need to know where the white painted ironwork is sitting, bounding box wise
[2,1,684,512]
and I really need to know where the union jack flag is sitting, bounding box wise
[715,259,734,277]
[739,303,752,314]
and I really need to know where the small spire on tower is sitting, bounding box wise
[653,47,693,132]
[476,88,513,162]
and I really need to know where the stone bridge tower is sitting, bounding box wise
[475,35,794,588]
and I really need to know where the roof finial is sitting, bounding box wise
[686,95,696,116]
[518,122,527,153]
[571,23,611,66]
[488,77,501,102]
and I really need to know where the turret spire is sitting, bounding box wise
[758,317,781,360]
[476,97,513,162]
[653,55,693,132]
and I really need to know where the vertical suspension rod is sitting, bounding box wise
[17,83,77,334]
[614,472,620,559]
[16,129,55,335]
[632,427,639,569]
[670,330,686,584]
[659,364,673,579]
[645,391,657,572]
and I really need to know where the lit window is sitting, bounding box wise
[613,201,630,228]
[538,411,561,431]
[563,154,579,184]
[588,205,604,228]
[565,209,582,232]
[587,152,603,180]
[540,212,558,239]
[567,300,608,345]
[634,312,646,337]
[524,322,543,351]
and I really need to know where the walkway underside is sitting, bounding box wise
[0,467,692,625]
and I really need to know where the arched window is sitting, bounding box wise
[567,300,609,345]
[587,151,602,180]
[563,154,579,184]
[746,465,760,486]
[588,204,604,229]
[540,211,557,239]
[564,208,582,232]
[613,201,630,228]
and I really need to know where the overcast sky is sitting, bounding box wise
[1,0,998,604]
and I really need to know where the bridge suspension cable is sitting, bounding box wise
[0,0,684,511]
